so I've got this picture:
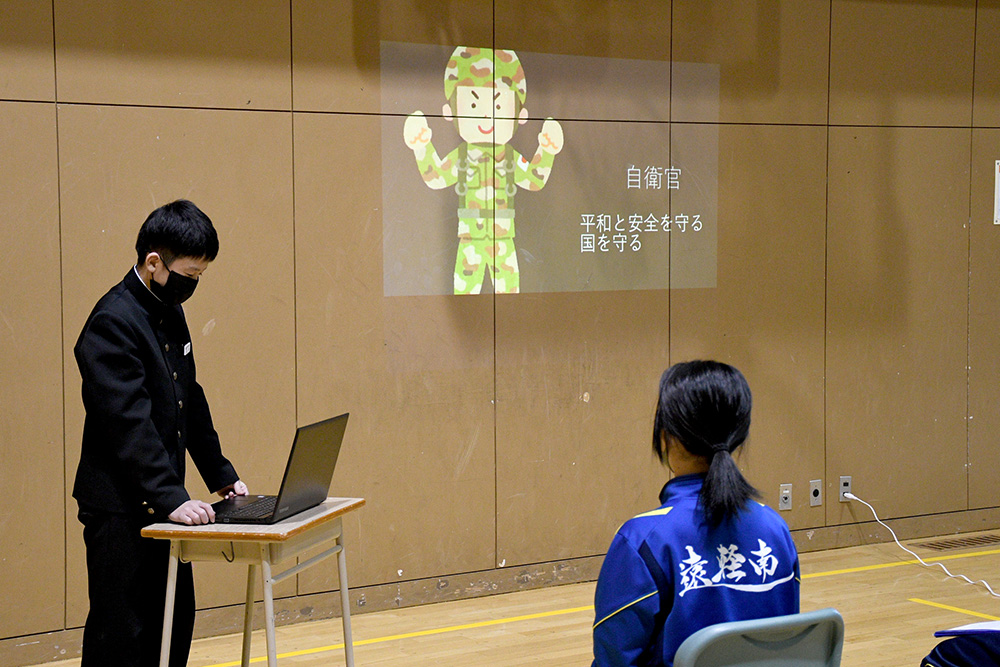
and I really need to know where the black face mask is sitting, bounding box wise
[150,266,199,305]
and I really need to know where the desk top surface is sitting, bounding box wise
[140,497,365,543]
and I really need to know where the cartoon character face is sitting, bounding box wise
[447,85,526,145]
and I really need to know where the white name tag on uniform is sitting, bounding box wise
[184,342,192,356]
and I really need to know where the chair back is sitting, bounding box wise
[672,608,844,667]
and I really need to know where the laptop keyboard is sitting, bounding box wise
[224,496,277,519]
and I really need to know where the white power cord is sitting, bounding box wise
[844,492,1000,599]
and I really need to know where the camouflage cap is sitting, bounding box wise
[444,46,527,103]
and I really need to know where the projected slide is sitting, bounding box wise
[381,42,718,296]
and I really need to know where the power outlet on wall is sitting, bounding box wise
[779,483,792,511]
[839,476,852,502]
[809,479,822,507]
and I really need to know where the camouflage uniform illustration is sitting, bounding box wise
[403,46,564,294]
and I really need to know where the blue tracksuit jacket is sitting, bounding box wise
[592,474,800,666]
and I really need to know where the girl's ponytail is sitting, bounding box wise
[703,444,759,525]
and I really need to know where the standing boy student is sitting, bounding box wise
[73,200,248,666]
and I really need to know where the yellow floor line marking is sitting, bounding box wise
[200,547,1000,666]
[908,598,1000,621]
[201,605,596,667]
[802,547,1000,579]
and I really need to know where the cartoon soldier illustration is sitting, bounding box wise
[403,46,564,294]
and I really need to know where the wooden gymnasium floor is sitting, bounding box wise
[32,529,1000,666]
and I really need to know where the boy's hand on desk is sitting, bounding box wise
[216,480,249,499]
[169,499,216,525]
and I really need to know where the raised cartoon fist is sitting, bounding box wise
[538,118,564,154]
[403,112,432,151]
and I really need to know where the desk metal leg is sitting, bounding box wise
[158,541,180,667]
[241,563,257,667]
[259,545,278,667]
[337,533,355,667]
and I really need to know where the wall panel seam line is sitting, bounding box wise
[288,0,300,596]
[667,0,673,357]
[51,0,69,633]
[37,101,296,114]
[966,168,971,511]
[827,123,980,131]
[965,0,979,509]
[0,97,60,105]
[25,104,987,131]
[966,0,978,510]
[288,17,297,413]
[971,0,979,130]
[965,137,974,511]
[492,6,499,569]
[824,0,833,530]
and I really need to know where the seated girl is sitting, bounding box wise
[592,360,800,667]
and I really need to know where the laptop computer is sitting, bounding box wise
[212,413,349,524]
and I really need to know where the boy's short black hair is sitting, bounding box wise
[135,199,219,265]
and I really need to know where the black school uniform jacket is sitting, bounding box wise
[73,268,238,521]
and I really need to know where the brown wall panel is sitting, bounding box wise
[670,124,827,529]
[969,129,1000,508]
[974,0,1000,127]
[830,0,976,127]
[493,0,671,124]
[495,291,670,567]
[826,127,970,522]
[495,0,670,61]
[292,0,493,113]
[0,102,64,636]
[292,112,497,594]
[58,104,296,623]
[0,1,55,100]
[672,0,829,125]
[53,0,291,109]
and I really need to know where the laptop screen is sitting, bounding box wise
[273,413,349,519]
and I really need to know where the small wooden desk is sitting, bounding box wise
[141,497,365,667]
